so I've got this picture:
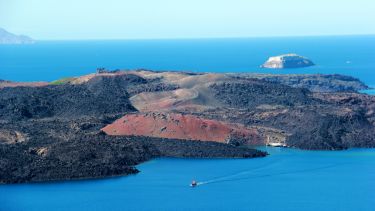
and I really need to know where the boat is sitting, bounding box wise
[190,180,197,187]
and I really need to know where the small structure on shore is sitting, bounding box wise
[96,68,121,74]
[265,135,287,147]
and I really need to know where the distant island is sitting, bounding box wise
[261,53,314,68]
[0,28,34,44]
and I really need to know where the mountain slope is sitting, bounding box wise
[0,28,34,44]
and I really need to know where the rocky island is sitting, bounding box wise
[0,28,34,44]
[1,69,374,184]
[261,54,315,68]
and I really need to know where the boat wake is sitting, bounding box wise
[196,164,339,186]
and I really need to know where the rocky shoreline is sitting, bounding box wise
[230,73,369,92]
[1,69,374,183]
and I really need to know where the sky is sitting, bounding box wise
[0,0,374,40]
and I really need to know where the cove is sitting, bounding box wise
[1,147,374,211]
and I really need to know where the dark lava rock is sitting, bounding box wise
[0,118,265,184]
[0,72,266,184]
[209,79,315,109]
[1,70,374,184]
[230,73,369,93]
[0,74,139,120]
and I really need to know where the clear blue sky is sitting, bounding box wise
[1,0,374,40]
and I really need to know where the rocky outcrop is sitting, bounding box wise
[230,73,369,92]
[0,130,27,144]
[261,54,314,68]
[102,112,262,145]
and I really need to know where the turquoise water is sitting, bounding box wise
[0,36,374,89]
[1,147,375,211]
[360,89,375,95]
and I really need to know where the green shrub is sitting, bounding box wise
[50,77,75,85]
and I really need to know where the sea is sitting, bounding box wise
[0,35,374,211]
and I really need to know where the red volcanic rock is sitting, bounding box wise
[102,113,262,145]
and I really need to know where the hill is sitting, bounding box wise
[1,69,374,183]
[0,28,34,44]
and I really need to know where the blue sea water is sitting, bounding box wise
[0,35,374,89]
[1,36,375,211]
[1,147,375,211]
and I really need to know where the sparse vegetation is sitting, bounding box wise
[50,77,75,85]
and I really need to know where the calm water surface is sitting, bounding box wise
[0,147,375,211]
[0,36,374,89]
[1,36,375,210]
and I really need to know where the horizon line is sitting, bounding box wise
[33,33,375,41]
